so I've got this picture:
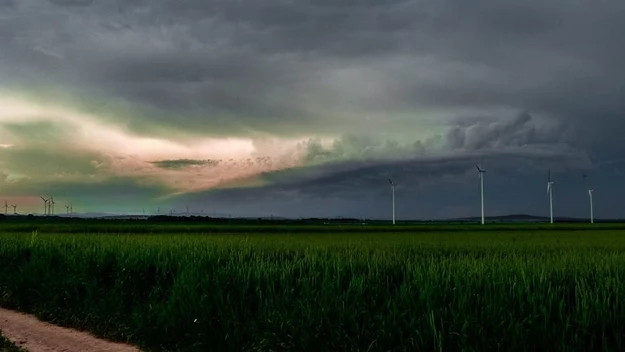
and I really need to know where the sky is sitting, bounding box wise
[0,0,624,219]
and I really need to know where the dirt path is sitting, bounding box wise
[0,307,141,352]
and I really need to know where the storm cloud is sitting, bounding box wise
[0,0,623,217]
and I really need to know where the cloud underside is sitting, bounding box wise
[151,159,219,170]
[0,0,623,216]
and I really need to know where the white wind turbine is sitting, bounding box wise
[388,178,396,225]
[588,189,594,224]
[65,205,70,215]
[476,161,486,225]
[11,205,17,215]
[547,169,554,224]
[583,174,594,224]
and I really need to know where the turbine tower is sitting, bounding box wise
[388,178,396,225]
[588,189,594,224]
[547,169,554,224]
[11,205,17,215]
[50,196,55,215]
[65,205,70,215]
[476,162,486,225]
[583,174,593,224]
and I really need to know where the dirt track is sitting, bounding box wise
[0,307,140,352]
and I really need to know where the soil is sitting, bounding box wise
[0,307,141,352]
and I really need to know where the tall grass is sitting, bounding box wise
[0,331,24,352]
[1,229,625,351]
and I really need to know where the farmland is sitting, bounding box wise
[1,219,625,351]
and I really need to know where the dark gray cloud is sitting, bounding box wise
[0,0,15,9]
[48,0,93,6]
[2,0,623,139]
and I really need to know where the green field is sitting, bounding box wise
[1,220,625,351]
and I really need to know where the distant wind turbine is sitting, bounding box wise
[583,174,593,224]
[388,178,396,225]
[11,205,17,215]
[547,169,554,224]
[65,205,70,215]
[40,196,49,215]
[588,189,594,224]
[476,161,486,225]
[50,196,55,215]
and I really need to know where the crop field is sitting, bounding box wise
[1,220,625,351]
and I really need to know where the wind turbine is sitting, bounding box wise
[50,196,55,215]
[11,205,17,215]
[388,178,396,225]
[65,205,70,215]
[40,196,49,215]
[476,162,486,225]
[547,169,554,224]
[588,189,594,224]
[583,174,593,224]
